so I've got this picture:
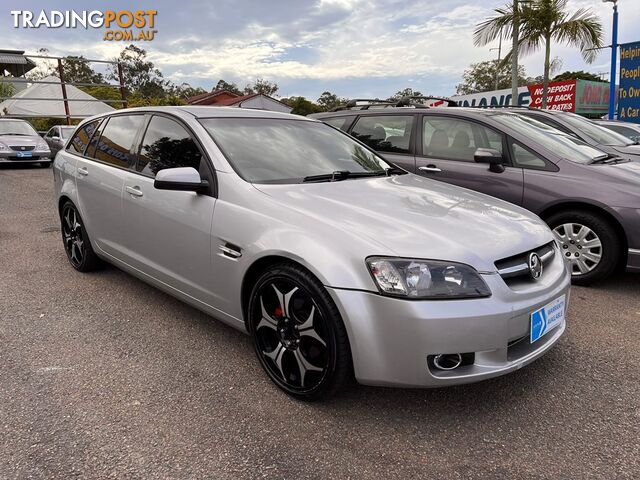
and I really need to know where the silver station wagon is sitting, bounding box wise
[53,106,570,400]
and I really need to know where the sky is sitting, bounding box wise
[3,0,640,100]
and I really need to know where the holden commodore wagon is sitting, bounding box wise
[54,106,570,400]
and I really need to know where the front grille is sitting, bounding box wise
[10,145,35,151]
[495,242,555,282]
[8,155,41,161]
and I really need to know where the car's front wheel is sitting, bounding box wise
[548,210,619,285]
[60,201,102,272]
[247,262,351,400]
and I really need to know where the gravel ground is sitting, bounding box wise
[1,165,639,479]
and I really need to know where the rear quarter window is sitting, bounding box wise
[67,120,100,155]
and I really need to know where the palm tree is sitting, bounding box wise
[475,0,603,108]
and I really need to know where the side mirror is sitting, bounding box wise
[52,136,61,142]
[154,167,209,194]
[474,148,505,173]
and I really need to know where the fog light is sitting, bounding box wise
[432,353,463,370]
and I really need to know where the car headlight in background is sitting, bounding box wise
[366,257,491,299]
[0,142,9,151]
[36,141,50,151]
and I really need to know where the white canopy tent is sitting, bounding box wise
[0,75,115,118]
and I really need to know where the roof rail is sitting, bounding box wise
[331,98,396,111]
[396,96,458,108]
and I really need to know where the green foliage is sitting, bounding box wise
[553,70,605,82]
[127,94,186,108]
[317,91,346,111]
[59,56,104,84]
[387,88,424,102]
[456,60,528,94]
[0,81,14,98]
[281,96,323,116]
[474,0,604,106]
[109,44,167,98]
[244,78,279,96]
[214,79,243,95]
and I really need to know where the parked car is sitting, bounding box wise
[54,106,570,399]
[0,118,52,167]
[44,125,76,157]
[511,108,640,161]
[311,105,640,284]
[593,119,640,144]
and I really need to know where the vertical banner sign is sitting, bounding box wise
[618,41,640,123]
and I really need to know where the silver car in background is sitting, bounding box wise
[53,106,570,400]
[0,118,52,167]
[44,125,77,157]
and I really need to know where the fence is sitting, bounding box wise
[0,52,127,125]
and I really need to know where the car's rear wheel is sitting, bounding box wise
[547,210,619,285]
[60,201,102,272]
[247,263,351,400]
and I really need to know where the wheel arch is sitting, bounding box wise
[539,200,628,266]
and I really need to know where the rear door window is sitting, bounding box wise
[67,120,100,155]
[136,115,203,177]
[422,116,503,162]
[351,115,414,154]
[92,115,144,168]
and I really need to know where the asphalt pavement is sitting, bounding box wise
[1,165,639,479]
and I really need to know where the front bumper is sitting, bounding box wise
[0,151,51,162]
[327,255,571,388]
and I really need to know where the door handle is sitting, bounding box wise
[125,186,143,197]
[418,165,442,173]
[77,167,89,176]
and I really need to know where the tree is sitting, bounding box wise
[109,44,167,98]
[214,79,242,95]
[244,78,279,96]
[281,96,323,116]
[456,60,527,94]
[168,83,207,99]
[553,70,604,82]
[475,0,603,108]
[388,88,423,102]
[317,91,346,111]
[58,56,104,84]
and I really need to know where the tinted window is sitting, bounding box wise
[85,119,106,158]
[67,120,100,155]
[137,116,203,177]
[606,124,640,141]
[512,142,548,169]
[423,116,503,161]
[200,118,391,184]
[322,116,354,131]
[92,115,144,168]
[351,116,413,154]
[46,128,56,138]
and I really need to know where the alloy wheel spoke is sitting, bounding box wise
[582,238,602,249]
[562,223,575,240]
[575,258,589,274]
[575,225,590,242]
[263,343,286,379]
[271,284,298,318]
[257,297,278,331]
[582,251,601,263]
[292,348,323,387]
[297,306,326,347]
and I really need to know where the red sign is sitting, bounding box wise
[527,80,577,112]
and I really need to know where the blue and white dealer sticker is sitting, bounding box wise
[530,294,566,343]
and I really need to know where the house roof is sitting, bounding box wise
[186,89,239,105]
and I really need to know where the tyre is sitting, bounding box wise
[60,201,102,272]
[247,262,351,400]
[547,210,619,285]
[39,161,52,168]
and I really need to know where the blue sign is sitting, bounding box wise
[618,41,640,123]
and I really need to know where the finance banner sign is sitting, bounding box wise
[618,41,640,123]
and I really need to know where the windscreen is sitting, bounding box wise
[200,118,391,183]
[560,112,633,146]
[491,113,607,163]
[0,120,38,136]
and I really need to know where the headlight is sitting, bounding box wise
[0,142,8,151]
[36,141,50,151]
[366,257,491,299]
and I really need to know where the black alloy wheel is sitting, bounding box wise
[60,201,102,272]
[248,263,351,400]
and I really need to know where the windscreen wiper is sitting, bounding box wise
[590,154,627,164]
[302,170,387,183]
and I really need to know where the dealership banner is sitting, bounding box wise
[453,79,609,115]
[618,41,640,123]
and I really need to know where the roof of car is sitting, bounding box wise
[89,105,307,121]
[311,106,523,119]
